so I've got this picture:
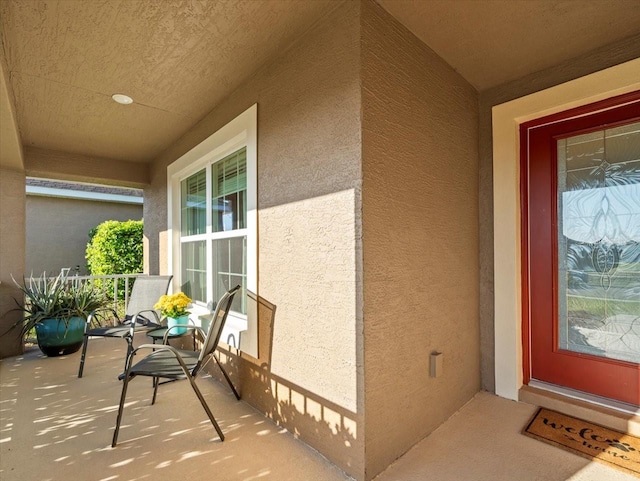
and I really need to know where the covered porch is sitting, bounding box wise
[1,1,640,480]
[1,340,635,481]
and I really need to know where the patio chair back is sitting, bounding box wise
[78,275,172,378]
[193,284,241,376]
[125,275,173,320]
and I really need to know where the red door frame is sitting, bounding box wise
[520,90,640,405]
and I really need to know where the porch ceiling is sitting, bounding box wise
[377,0,640,91]
[0,0,339,166]
[0,0,639,172]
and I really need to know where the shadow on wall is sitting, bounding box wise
[211,293,360,473]
[243,361,358,470]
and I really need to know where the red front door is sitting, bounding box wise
[522,92,640,406]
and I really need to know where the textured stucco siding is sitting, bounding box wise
[0,168,26,357]
[361,2,480,478]
[24,147,149,188]
[26,196,142,276]
[146,2,364,478]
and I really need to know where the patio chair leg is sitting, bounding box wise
[187,374,225,441]
[123,338,134,375]
[213,353,240,400]
[151,377,159,405]
[112,372,133,447]
[78,335,89,378]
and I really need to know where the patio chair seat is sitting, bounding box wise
[87,326,131,338]
[117,348,200,380]
[85,325,156,338]
[85,314,158,338]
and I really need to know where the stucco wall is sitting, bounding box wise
[26,195,142,276]
[478,34,640,393]
[146,1,364,478]
[0,168,26,357]
[361,2,480,478]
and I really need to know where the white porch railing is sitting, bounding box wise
[63,273,142,313]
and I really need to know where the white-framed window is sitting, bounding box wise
[167,104,257,357]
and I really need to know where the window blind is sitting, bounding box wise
[212,148,247,197]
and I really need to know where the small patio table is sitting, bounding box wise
[146,326,197,350]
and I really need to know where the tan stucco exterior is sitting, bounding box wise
[0,168,26,357]
[361,2,479,477]
[0,50,23,170]
[26,195,142,276]
[24,147,149,188]
[3,0,635,478]
[146,2,480,479]
[147,1,365,477]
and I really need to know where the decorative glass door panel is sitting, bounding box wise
[523,93,640,406]
[557,122,640,364]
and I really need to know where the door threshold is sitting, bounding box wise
[528,380,639,415]
[520,380,640,436]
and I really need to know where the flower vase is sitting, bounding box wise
[167,314,189,335]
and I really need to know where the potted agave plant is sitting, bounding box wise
[9,273,106,356]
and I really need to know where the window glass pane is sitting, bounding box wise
[181,241,206,303]
[557,121,640,363]
[212,236,246,314]
[212,148,246,232]
[181,169,206,236]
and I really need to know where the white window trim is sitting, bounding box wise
[491,60,639,402]
[167,104,257,355]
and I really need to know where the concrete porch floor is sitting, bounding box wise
[0,340,636,481]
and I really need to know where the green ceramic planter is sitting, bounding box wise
[35,316,85,357]
[167,315,189,335]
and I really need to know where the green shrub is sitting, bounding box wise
[86,220,144,275]
[86,220,143,310]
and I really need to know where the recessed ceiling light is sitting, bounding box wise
[112,94,133,105]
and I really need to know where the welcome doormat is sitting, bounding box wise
[523,408,640,476]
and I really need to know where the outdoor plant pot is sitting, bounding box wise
[35,316,85,357]
[167,314,189,335]
[6,273,106,357]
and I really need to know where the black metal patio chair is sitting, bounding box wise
[111,284,241,447]
[77,275,172,378]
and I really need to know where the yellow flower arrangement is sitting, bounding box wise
[154,292,192,318]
